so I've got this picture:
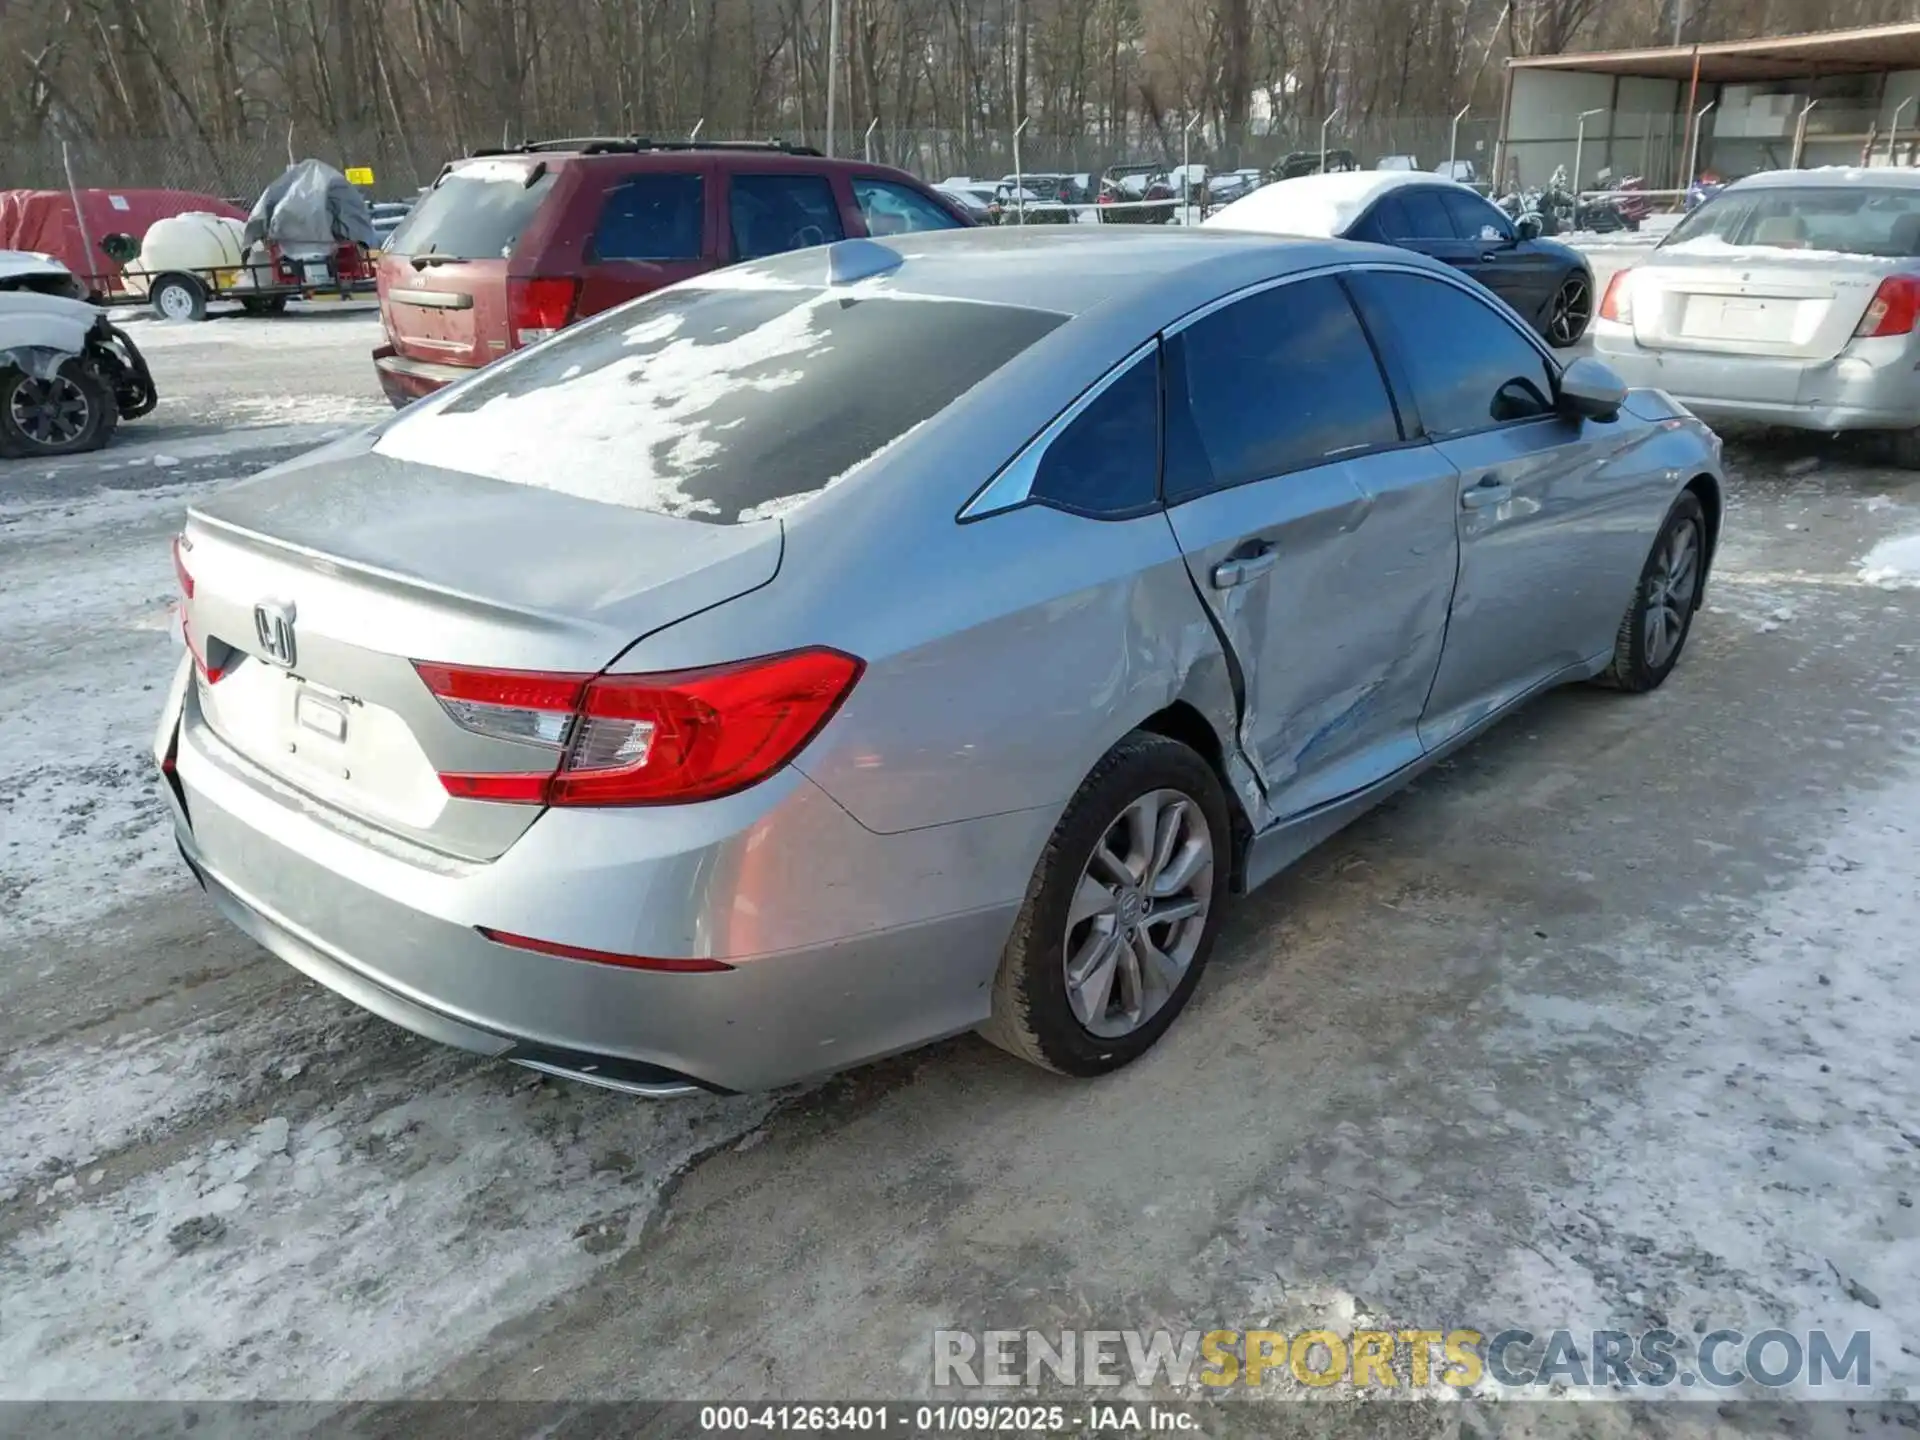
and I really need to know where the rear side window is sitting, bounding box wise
[1163,276,1401,503]
[854,179,963,236]
[590,173,704,261]
[1394,188,1456,240]
[1349,270,1556,438]
[383,161,557,260]
[373,284,1066,523]
[1027,349,1160,517]
[730,174,847,261]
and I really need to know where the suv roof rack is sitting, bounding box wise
[469,136,824,158]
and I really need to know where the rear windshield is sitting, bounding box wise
[1662,185,1920,258]
[382,160,557,260]
[372,281,1066,522]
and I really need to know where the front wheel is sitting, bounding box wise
[1546,273,1593,348]
[0,360,117,458]
[1593,492,1707,693]
[980,732,1231,1076]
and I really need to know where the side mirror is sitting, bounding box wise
[1515,214,1543,241]
[1558,355,1627,422]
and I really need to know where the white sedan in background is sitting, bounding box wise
[1592,167,1920,467]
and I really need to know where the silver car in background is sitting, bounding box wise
[155,227,1723,1097]
[1593,167,1920,466]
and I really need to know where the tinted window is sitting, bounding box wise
[383,160,557,260]
[373,284,1065,523]
[1028,349,1159,517]
[730,174,847,261]
[1368,195,1413,242]
[1440,189,1512,243]
[1349,271,1556,438]
[589,173,703,261]
[1163,276,1401,503]
[1395,188,1457,239]
[853,178,963,236]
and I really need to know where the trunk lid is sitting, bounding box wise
[1625,245,1895,361]
[178,442,782,860]
[376,156,561,371]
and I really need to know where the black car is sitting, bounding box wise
[1342,179,1593,347]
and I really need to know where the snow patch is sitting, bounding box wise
[1860,533,1920,589]
[1,1057,774,1399]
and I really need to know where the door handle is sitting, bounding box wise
[1460,480,1514,511]
[1211,547,1278,589]
[1480,251,1500,262]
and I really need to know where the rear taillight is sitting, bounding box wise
[1854,275,1920,339]
[1598,271,1633,325]
[506,276,579,349]
[171,534,195,599]
[415,648,863,806]
[171,533,225,684]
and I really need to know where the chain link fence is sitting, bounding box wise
[4,113,1507,203]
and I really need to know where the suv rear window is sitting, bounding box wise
[383,160,557,260]
[373,282,1066,523]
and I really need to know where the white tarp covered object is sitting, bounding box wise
[244,160,377,259]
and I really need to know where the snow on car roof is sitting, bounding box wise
[0,249,73,281]
[1728,166,1920,191]
[1201,169,1454,238]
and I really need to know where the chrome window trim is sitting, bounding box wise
[957,337,1160,520]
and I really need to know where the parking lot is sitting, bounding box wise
[4,301,1920,1418]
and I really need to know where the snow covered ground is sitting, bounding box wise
[3,308,1920,1420]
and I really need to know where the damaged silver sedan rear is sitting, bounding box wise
[155,226,1723,1096]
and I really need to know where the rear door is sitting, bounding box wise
[1160,272,1461,819]
[377,157,560,370]
[573,162,719,319]
[1347,267,1658,748]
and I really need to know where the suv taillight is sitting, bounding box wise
[1854,275,1920,339]
[506,275,579,349]
[1598,271,1633,325]
[414,649,863,806]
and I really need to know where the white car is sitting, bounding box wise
[0,251,156,457]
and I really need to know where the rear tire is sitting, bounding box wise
[0,359,116,459]
[1885,429,1920,471]
[1593,492,1707,693]
[980,732,1231,1077]
[151,274,207,323]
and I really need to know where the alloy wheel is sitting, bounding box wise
[1062,788,1214,1039]
[9,373,92,447]
[1643,517,1701,670]
[1550,276,1592,346]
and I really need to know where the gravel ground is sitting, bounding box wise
[3,307,1920,1431]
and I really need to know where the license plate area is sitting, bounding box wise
[295,687,349,743]
[304,261,332,287]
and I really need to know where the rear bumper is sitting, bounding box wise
[372,345,473,408]
[1592,322,1920,432]
[154,660,1045,1094]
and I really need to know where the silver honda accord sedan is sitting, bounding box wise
[155,225,1724,1096]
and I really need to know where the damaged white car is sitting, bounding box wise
[0,250,155,458]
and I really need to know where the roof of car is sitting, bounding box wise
[1202,169,1467,237]
[1727,166,1920,191]
[676,224,1384,321]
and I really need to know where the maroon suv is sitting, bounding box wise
[372,138,975,406]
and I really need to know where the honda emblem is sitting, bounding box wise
[254,600,298,669]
